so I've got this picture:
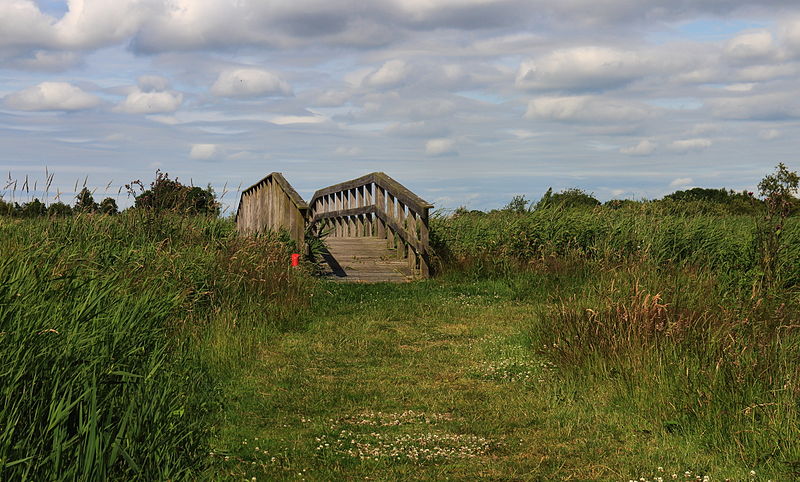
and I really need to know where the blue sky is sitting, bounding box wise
[2,0,800,214]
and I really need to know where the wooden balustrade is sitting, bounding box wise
[309,172,433,277]
[234,172,308,247]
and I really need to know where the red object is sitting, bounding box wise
[291,253,300,267]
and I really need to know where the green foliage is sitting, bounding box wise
[0,197,14,216]
[74,187,98,213]
[18,198,46,218]
[0,214,311,479]
[502,195,531,213]
[756,163,800,289]
[47,201,73,217]
[758,162,800,217]
[534,187,600,210]
[130,171,220,216]
[99,197,118,215]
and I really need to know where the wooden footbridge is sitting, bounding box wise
[235,172,433,282]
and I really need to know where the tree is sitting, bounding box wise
[74,187,98,213]
[47,202,73,217]
[99,197,119,215]
[131,171,219,215]
[535,187,599,210]
[502,195,530,213]
[0,197,13,216]
[19,198,46,218]
[756,163,799,289]
[758,162,799,218]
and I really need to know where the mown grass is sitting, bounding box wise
[2,206,799,480]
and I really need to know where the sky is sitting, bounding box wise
[2,0,800,213]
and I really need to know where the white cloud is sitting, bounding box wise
[335,146,362,156]
[516,46,651,91]
[211,68,292,98]
[4,81,100,111]
[114,76,182,114]
[115,90,182,114]
[525,95,652,123]
[138,75,170,92]
[363,60,409,88]
[269,114,327,125]
[189,143,219,160]
[708,93,800,119]
[759,128,781,140]
[425,137,457,156]
[620,139,656,156]
[667,138,712,153]
[669,177,693,188]
[724,30,775,61]
[0,0,55,48]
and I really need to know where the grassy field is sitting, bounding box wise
[2,208,799,480]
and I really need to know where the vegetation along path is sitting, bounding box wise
[210,270,787,481]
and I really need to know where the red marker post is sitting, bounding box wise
[291,253,301,267]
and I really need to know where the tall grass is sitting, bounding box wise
[431,206,800,292]
[431,206,800,477]
[0,212,311,479]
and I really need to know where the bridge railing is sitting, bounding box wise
[235,172,308,247]
[309,172,433,277]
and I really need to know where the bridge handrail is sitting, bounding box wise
[236,172,309,219]
[308,172,432,277]
[310,172,432,216]
[234,172,308,246]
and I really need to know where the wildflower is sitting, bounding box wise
[658,467,664,472]
[750,471,756,477]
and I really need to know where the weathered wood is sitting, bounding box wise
[238,171,432,280]
[234,172,308,248]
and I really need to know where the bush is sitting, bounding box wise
[131,171,219,216]
[47,202,73,217]
[18,198,46,218]
[74,187,98,213]
[534,187,600,210]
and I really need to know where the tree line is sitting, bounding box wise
[0,171,219,218]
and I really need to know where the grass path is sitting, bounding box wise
[207,279,751,481]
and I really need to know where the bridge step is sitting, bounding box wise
[320,237,413,283]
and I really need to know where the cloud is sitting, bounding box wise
[362,60,409,88]
[189,143,220,160]
[4,81,100,111]
[667,138,712,153]
[759,128,781,140]
[707,93,800,120]
[138,75,170,92]
[525,95,652,123]
[620,139,656,156]
[114,76,183,114]
[6,50,81,71]
[669,177,694,188]
[425,137,457,156]
[335,146,362,156]
[269,114,327,125]
[724,30,776,61]
[515,47,651,91]
[211,68,292,98]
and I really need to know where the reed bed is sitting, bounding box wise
[0,213,310,479]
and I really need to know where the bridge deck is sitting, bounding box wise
[320,237,413,283]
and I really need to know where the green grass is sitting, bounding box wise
[208,264,799,481]
[2,209,799,480]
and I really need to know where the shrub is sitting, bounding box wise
[131,171,219,216]
[47,202,73,217]
[74,187,98,213]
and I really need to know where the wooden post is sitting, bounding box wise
[375,186,386,239]
[418,207,430,277]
